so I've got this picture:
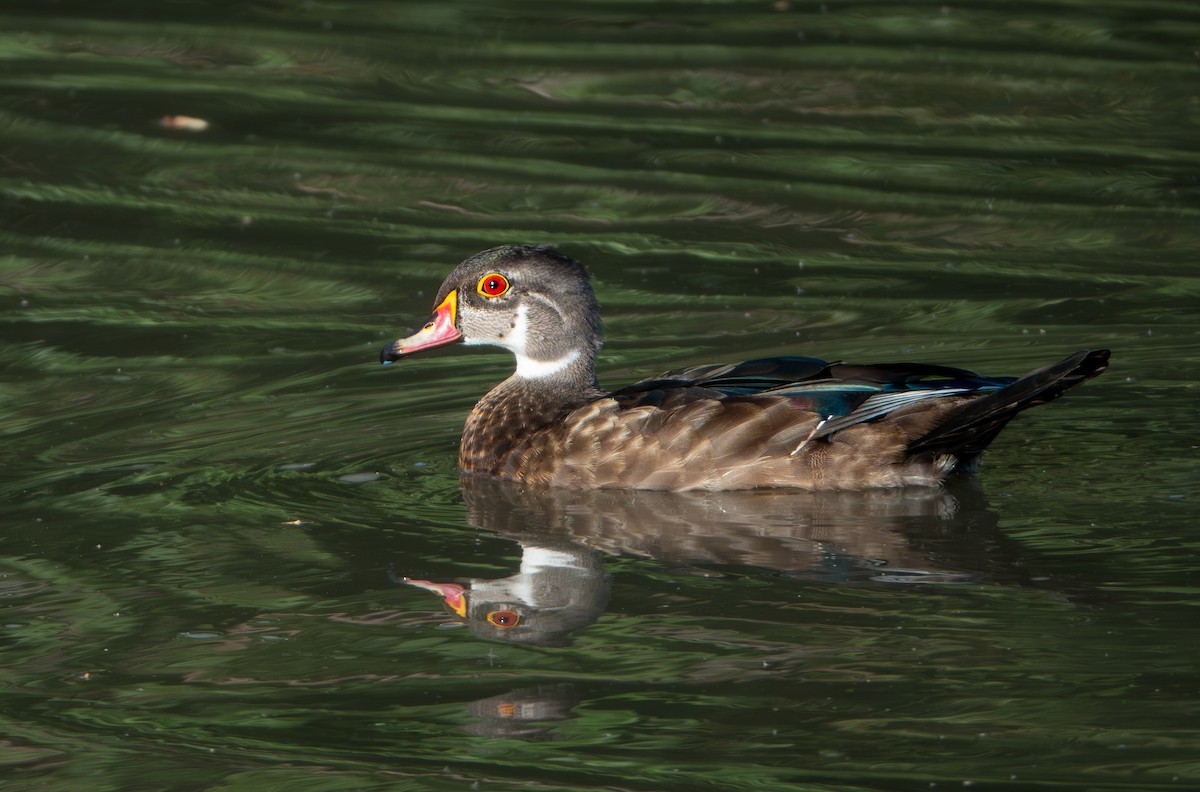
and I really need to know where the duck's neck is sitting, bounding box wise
[459,351,602,477]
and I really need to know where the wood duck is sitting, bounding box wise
[381,244,1109,491]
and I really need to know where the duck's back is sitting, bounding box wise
[476,352,1108,491]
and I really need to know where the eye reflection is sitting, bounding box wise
[487,609,520,628]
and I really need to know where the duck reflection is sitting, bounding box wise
[398,475,1026,646]
[400,536,610,647]
[461,683,579,739]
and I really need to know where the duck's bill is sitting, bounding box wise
[380,290,461,363]
[402,577,468,617]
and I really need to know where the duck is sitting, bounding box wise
[380,244,1109,491]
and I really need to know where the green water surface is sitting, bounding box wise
[1,2,1198,790]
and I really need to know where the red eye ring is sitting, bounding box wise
[486,609,520,628]
[477,273,510,298]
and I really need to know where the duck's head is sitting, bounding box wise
[381,245,602,379]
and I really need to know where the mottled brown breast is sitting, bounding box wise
[458,376,601,480]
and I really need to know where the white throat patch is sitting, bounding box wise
[517,348,581,379]
[475,303,581,379]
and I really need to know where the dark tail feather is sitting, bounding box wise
[908,349,1110,466]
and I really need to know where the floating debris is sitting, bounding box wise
[160,114,209,132]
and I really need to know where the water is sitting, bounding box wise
[1,2,1198,790]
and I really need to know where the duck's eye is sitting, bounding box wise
[486,609,520,628]
[477,273,510,298]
